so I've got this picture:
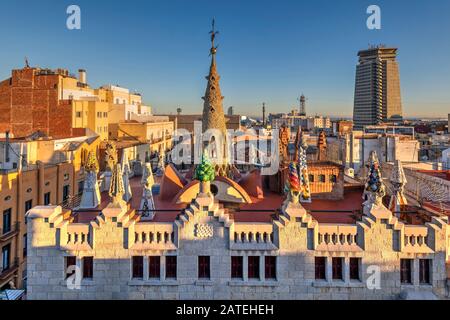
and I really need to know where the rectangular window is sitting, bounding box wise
[330,175,337,183]
[319,175,326,183]
[332,257,343,280]
[400,259,412,284]
[149,256,160,279]
[231,256,243,279]
[2,244,11,271]
[2,209,12,234]
[44,192,51,205]
[78,181,84,196]
[65,256,76,279]
[25,200,33,212]
[309,174,315,183]
[419,259,431,284]
[315,257,326,280]
[76,111,82,118]
[23,234,27,258]
[165,256,177,279]
[349,258,360,280]
[198,256,210,279]
[63,185,70,202]
[248,256,260,279]
[265,256,277,280]
[82,256,93,279]
[132,256,144,279]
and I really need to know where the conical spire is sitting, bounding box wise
[202,20,228,167]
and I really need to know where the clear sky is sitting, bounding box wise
[0,0,449,118]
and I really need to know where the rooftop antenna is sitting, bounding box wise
[24,57,30,68]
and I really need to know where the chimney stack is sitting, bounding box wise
[78,69,87,84]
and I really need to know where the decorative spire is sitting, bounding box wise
[121,151,132,202]
[285,162,301,204]
[297,139,312,203]
[105,141,118,171]
[156,149,166,177]
[79,151,101,209]
[140,163,156,220]
[317,131,327,161]
[202,19,228,171]
[195,150,215,182]
[106,142,125,207]
[84,150,99,172]
[363,151,386,207]
[389,160,408,213]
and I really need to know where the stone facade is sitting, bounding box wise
[26,192,450,300]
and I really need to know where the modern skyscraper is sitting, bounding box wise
[353,47,403,130]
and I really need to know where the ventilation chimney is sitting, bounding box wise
[78,69,87,84]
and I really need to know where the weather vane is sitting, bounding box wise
[209,18,219,56]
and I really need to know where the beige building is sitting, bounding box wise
[327,132,420,174]
[0,133,100,290]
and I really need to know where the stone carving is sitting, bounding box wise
[279,125,290,164]
[156,150,166,177]
[389,159,408,213]
[79,151,101,209]
[121,151,132,202]
[106,143,125,207]
[194,223,214,238]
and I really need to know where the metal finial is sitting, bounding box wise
[209,18,219,56]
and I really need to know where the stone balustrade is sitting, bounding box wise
[316,224,361,252]
[402,225,432,253]
[130,222,176,250]
[231,223,277,250]
[61,223,93,251]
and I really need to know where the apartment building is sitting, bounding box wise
[0,132,99,290]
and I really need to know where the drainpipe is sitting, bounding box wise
[37,161,45,205]
[5,131,10,163]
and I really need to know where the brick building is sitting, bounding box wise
[0,67,73,138]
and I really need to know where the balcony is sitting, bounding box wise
[0,222,20,243]
[0,258,19,282]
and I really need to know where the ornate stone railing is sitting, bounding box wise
[230,223,277,250]
[402,225,432,253]
[316,224,361,251]
[61,223,93,251]
[130,222,176,250]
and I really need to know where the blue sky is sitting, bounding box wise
[0,0,449,118]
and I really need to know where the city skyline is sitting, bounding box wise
[0,0,449,118]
